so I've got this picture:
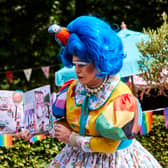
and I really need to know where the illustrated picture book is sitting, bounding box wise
[0,85,53,135]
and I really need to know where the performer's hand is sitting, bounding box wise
[15,130,32,141]
[54,124,72,143]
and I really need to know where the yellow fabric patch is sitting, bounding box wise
[114,110,134,128]
[101,99,134,128]
[65,80,136,153]
[90,137,120,153]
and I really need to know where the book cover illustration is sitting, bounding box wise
[23,85,53,134]
[0,90,24,134]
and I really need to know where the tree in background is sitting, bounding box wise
[137,12,168,96]
[86,0,168,31]
[0,0,167,91]
[0,0,60,91]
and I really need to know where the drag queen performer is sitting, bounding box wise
[48,15,161,167]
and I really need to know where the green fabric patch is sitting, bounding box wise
[71,123,75,128]
[96,113,127,140]
[70,106,73,111]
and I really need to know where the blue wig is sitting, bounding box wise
[60,16,124,77]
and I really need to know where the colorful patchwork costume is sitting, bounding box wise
[48,15,161,168]
[48,76,161,168]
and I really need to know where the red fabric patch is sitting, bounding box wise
[71,85,76,97]
[59,79,75,92]
[113,94,137,112]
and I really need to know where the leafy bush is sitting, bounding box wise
[0,137,65,168]
[0,115,167,167]
[137,115,168,167]
[137,12,168,97]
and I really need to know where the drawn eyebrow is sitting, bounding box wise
[72,61,88,65]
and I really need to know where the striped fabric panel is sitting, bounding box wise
[52,88,68,118]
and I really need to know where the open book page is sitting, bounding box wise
[0,90,24,134]
[23,85,53,135]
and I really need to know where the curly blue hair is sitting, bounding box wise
[60,15,124,77]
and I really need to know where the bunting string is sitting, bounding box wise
[144,107,166,112]
[0,64,59,74]
[0,64,61,84]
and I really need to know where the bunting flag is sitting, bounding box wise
[164,107,168,129]
[29,134,45,143]
[41,66,50,79]
[5,71,13,84]
[140,111,153,135]
[0,134,13,147]
[23,68,32,82]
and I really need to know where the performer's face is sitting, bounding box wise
[72,56,103,87]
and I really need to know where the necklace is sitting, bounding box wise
[85,76,108,96]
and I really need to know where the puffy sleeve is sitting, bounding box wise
[95,93,142,141]
[68,93,142,154]
[69,132,121,153]
[52,79,76,119]
[52,88,67,119]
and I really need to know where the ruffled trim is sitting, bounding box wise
[79,136,92,152]
[75,75,120,110]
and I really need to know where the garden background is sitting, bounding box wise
[0,0,168,167]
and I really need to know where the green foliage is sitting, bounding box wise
[0,0,61,92]
[137,115,168,167]
[137,12,168,96]
[0,137,65,167]
[0,0,168,92]
[87,0,168,31]
[0,115,167,167]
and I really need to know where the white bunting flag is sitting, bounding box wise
[24,68,32,82]
[41,66,50,79]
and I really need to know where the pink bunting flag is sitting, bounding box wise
[164,107,168,129]
[23,68,32,82]
[5,71,13,84]
[41,66,50,79]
